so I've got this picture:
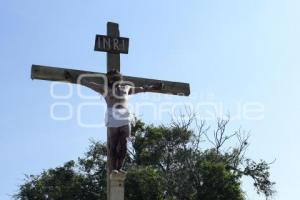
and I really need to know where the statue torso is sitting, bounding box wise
[104,85,129,109]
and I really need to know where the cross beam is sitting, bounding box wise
[31,65,190,96]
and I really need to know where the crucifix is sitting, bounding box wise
[31,22,190,200]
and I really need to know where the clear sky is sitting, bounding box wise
[0,0,299,199]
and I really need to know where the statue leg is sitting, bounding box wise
[108,127,119,171]
[116,124,130,170]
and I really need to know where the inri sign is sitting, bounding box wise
[94,35,129,54]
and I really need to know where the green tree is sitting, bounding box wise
[125,166,163,200]
[14,118,275,200]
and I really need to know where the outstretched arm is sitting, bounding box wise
[80,79,105,94]
[64,71,105,94]
[128,82,164,95]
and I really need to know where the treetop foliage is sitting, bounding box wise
[14,116,275,200]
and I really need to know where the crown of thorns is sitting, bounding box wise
[106,69,122,77]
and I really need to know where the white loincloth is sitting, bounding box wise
[105,107,131,127]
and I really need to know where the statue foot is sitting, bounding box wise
[118,169,127,174]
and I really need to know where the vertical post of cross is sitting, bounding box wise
[106,22,124,200]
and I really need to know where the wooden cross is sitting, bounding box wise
[31,22,190,200]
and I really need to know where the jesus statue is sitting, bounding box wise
[64,69,163,173]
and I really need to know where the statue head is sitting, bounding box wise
[106,69,123,87]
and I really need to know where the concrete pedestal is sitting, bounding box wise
[109,172,126,200]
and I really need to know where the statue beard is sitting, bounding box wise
[108,80,120,88]
[108,81,113,88]
[108,78,122,88]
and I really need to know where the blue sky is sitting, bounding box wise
[1,0,300,199]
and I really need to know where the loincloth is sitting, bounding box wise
[105,107,131,127]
